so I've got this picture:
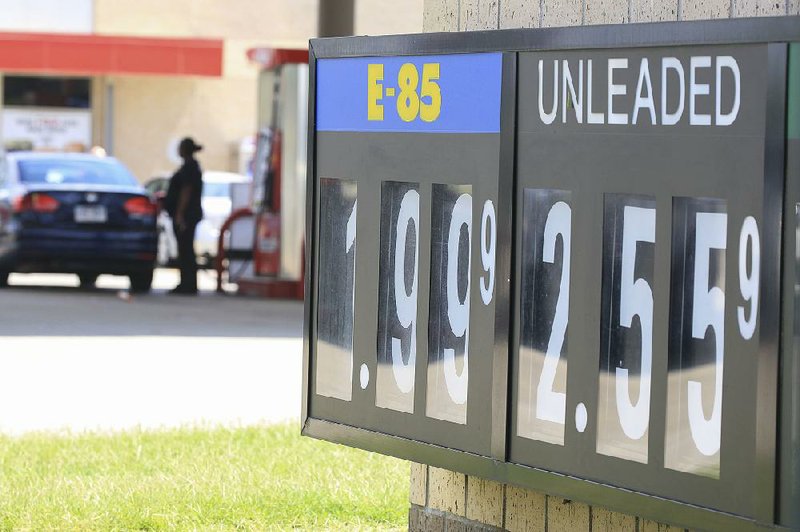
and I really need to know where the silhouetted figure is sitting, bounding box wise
[165,137,204,295]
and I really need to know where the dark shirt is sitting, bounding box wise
[165,158,203,224]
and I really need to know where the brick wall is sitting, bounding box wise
[413,0,797,530]
[423,0,796,32]
[410,464,685,531]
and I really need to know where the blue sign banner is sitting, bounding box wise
[316,53,503,134]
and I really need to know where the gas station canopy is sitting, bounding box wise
[0,32,222,77]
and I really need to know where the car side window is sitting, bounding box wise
[145,178,168,196]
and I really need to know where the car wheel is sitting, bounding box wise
[0,271,8,287]
[129,270,154,293]
[78,273,99,289]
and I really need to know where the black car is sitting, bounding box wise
[0,152,158,291]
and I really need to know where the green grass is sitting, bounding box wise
[0,424,409,531]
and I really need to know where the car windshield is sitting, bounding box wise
[17,158,139,186]
[203,182,230,198]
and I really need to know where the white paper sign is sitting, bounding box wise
[2,107,92,151]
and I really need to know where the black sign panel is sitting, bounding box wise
[308,52,510,456]
[303,18,800,532]
[509,43,776,519]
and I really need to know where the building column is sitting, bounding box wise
[412,0,792,530]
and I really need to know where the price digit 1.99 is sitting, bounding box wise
[427,192,497,424]
[442,193,472,405]
[392,189,420,394]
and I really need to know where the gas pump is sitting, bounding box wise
[225,48,307,299]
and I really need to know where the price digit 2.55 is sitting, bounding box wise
[536,201,571,425]
[597,198,656,463]
[517,190,572,445]
[615,205,655,441]
[688,211,727,457]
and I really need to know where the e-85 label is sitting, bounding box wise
[316,53,502,133]
[368,62,441,123]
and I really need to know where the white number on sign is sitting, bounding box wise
[737,216,759,340]
[442,193,472,405]
[615,206,655,440]
[480,200,496,305]
[346,199,358,323]
[688,211,727,457]
[536,201,571,424]
[391,190,420,394]
[346,200,357,252]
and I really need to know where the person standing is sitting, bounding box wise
[165,137,204,295]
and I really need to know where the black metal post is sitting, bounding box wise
[318,0,355,38]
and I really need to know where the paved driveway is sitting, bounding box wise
[0,270,304,434]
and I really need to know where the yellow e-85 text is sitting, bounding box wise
[368,63,441,123]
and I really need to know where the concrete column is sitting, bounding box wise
[460,0,499,30]
[410,463,427,506]
[592,506,637,531]
[631,0,679,21]
[427,467,466,516]
[90,76,106,150]
[423,0,460,32]
[317,0,354,37]
[680,0,731,20]
[412,1,796,530]
[541,0,583,27]
[640,519,687,532]
[499,0,540,28]
[504,486,546,531]
[585,0,630,24]
[466,477,504,527]
[735,0,786,16]
[546,497,590,532]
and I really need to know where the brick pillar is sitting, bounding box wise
[412,0,794,530]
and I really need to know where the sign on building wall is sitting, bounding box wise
[303,18,800,532]
[312,51,507,456]
[2,107,92,151]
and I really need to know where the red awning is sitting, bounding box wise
[0,32,223,77]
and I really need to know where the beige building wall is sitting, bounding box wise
[357,0,424,35]
[413,0,797,531]
[92,0,422,181]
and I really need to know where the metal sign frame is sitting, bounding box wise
[302,16,800,531]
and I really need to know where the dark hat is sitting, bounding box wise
[179,137,203,153]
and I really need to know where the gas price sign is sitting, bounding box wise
[304,19,800,532]
[509,43,782,521]
[309,51,509,456]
